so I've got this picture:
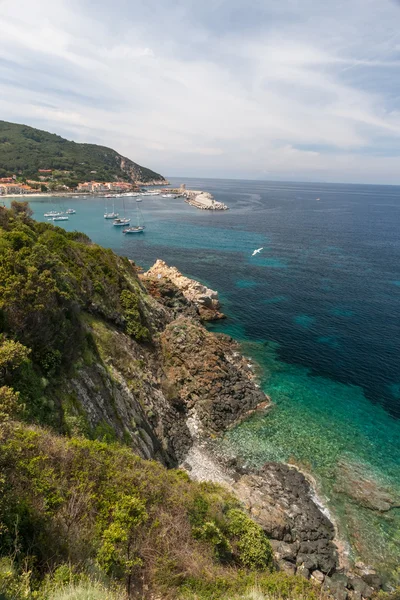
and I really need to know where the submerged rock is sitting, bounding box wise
[334,459,400,513]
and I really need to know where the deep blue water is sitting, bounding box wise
[11,177,400,574]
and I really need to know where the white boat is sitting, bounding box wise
[161,193,176,198]
[123,200,145,234]
[123,226,145,233]
[66,208,76,214]
[104,199,119,219]
[44,211,63,217]
[53,216,69,221]
[113,218,130,226]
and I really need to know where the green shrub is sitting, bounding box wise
[0,386,21,422]
[0,558,31,600]
[225,509,273,571]
[119,290,150,342]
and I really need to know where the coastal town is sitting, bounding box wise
[0,173,229,210]
[0,170,158,196]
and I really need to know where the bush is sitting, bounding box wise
[225,509,273,570]
[119,290,150,342]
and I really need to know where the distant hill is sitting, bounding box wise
[0,120,165,184]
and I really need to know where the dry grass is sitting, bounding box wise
[47,581,126,600]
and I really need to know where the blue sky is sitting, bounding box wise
[1,0,400,183]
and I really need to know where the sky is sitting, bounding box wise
[1,0,400,183]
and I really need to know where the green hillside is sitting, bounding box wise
[0,121,165,184]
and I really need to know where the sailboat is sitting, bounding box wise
[113,197,130,226]
[123,200,145,234]
[104,199,119,219]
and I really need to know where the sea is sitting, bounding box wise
[7,178,400,579]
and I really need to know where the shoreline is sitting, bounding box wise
[149,262,380,596]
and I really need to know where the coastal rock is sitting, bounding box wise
[233,463,338,575]
[323,574,349,600]
[348,576,374,598]
[160,317,267,433]
[311,570,325,585]
[141,276,199,321]
[297,565,310,580]
[276,559,296,576]
[143,260,225,321]
[360,574,382,591]
[65,317,192,466]
[270,540,298,562]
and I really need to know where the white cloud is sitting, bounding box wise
[1,0,400,182]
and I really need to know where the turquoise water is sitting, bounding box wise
[9,177,400,578]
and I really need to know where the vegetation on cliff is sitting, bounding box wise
[0,120,165,183]
[0,203,324,599]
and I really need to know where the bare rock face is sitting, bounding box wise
[160,317,267,433]
[143,260,225,321]
[65,317,192,466]
[141,276,200,321]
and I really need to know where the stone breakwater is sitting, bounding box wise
[143,259,226,321]
[184,190,228,210]
[169,187,229,210]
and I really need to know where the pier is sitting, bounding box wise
[167,185,229,211]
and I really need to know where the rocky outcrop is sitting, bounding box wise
[143,260,225,321]
[64,301,264,464]
[160,317,267,434]
[233,463,338,575]
[141,276,200,321]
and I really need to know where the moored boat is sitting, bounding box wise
[104,199,119,219]
[113,218,130,226]
[44,211,63,217]
[123,226,145,233]
[123,199,145,234]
